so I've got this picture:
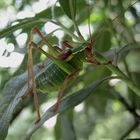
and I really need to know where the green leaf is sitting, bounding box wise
[59,0,76,19]
[0,74,28,140]
[55,110,76,140]
[95,28,112,52]
[54,116,62,140]
[128,72,140,109]
[60,112,76,140]
[0,7,62,38]
[0,18,41,38]
[0,62,48,140]
[23,76,116,140]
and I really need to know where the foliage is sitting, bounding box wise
[0,0,140,140]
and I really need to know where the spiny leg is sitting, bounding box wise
[27,43,41,123]
[26,42,56,98]
[32,27,76,59]
[52,69,80,112]
[31,27,63,54]
[30,41,57,60]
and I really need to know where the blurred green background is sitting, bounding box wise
[0,0,140,140]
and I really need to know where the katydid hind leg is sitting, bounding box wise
[27,43,41,123]
[31,27,61,54]
[26,41,61,123]
[17,44,35,99]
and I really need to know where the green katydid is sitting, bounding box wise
[27,27,111,123]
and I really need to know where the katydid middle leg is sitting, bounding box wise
[52,68,80,112]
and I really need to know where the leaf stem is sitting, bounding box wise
[69,0,85,40]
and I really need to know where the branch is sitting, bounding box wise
[116,93,140,123]
[112,91,140,139]
[119,122,139,140]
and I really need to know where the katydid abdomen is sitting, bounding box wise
[36,60,68,92]
[35,51,84,93]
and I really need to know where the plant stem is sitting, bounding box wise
[96,52,140,97]
[119,122,139,140]
[69,0,85,40]
[109,65,140,96]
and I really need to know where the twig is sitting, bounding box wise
[116,93,140,123]
[112,91,140,139]
[119,122,139,140]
